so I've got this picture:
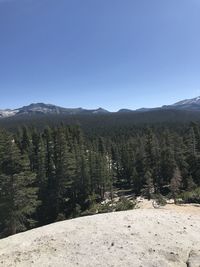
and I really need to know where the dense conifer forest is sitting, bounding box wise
[0,119,200,237]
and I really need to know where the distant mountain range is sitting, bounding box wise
[135,96,200,112]
[0,103,109,118]
[1,96,200,118]
[164,96,200,111]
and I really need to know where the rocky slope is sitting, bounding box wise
[0,203,200,267]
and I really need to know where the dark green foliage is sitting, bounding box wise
[115,197,136,211]
[1,119,200,237]
[170,167,182,204]
[0,133,39,237]
[180,187,200,204]
[142,171,154,200]
[82,197,136,215]
[152,194,167,207]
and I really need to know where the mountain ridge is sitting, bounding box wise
[1,96,200,118]
[0,103,110,118]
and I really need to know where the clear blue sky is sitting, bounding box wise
[0,0,200,111]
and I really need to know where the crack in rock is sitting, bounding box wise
[186,250,200,267]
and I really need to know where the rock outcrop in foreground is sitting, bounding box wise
[0,205,200,267]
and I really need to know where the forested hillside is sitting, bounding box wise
[1,109,200,134]
[0,121,200,238]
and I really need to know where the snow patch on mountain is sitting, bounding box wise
[0,109,18,118]
[173,96,200,106]
[1,96,200,119]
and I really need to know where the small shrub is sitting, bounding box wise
[81,196,136,216]
[180,187,200,204]
[152,194,167,206]
[56,213,66,221]
[115,197,136,211]
[81,204,98,216]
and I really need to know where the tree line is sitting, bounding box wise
[0,122,200,237]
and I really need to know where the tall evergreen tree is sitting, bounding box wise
[170,167,182,204]
[0,137,39,236]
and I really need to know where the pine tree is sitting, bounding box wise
[170,167,182,204]
[143,171,154,200]
[160,131,176,187]
[54,127,76,219]
[130,167,141,194]
[35,135,48,224]
[186,175,196,191]
[73,140,91,208]
[43,127,56,222]
[144,129,161,188]
[20,126,32,155]
[0,137,39,236]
